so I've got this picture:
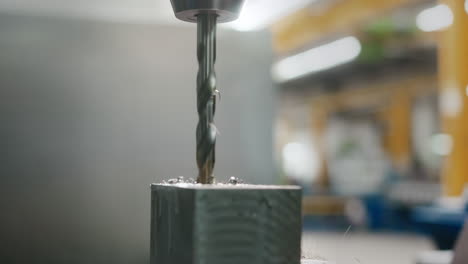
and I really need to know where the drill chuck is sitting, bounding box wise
[170,0,246,23]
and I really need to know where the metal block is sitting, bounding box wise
[150,184,302,264]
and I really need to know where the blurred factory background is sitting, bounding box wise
[1,0,468,264]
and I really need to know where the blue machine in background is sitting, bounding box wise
[412,202,466,249]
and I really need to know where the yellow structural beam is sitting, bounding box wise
[384,90,412,171]
[271,0,428,54]
[302,196,345,216]
[309,104,329,188]
[438,0,468,196]
[309,74,436,112]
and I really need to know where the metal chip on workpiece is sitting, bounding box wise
[150,184,302,264]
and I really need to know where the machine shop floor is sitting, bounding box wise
[302,232,434,264]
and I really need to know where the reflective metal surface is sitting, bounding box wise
[170,0,246,23]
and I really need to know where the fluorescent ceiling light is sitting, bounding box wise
[466,0,468,14]
[272,36,361,83]
[416,4,454,32]
[227,0,315,32]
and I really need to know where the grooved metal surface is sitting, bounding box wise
[150,184,302,264]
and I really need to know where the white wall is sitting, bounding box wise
[0,14,276,263]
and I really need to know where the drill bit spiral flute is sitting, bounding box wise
[196,13,217,184]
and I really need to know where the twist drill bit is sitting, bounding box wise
[196,13,217,184]
[169,0,244,184]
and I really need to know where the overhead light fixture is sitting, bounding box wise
[440,86,463,117]
[228,0,315,32]
[466,0,468,14]
[282,139,320,182]
[431,134,453,156]
[271,36,361,83]
[416,4,454,32]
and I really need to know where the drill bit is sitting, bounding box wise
[196,13,217,184]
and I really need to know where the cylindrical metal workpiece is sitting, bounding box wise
[169,0,246,23]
